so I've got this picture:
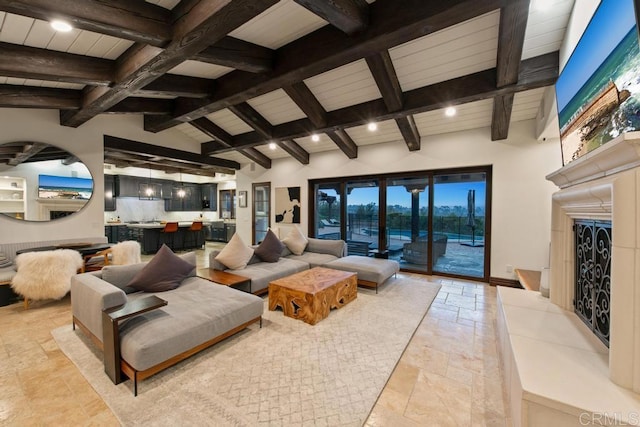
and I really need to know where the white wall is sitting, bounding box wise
[0,108,201,244]
[236,119,562,280]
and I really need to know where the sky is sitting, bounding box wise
[38,174,93,190]
[344,181,486,208]
[556,0,636,111]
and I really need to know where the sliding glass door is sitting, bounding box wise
[309,166,490,281]
[432,172,487,278]
[386,177,429,272]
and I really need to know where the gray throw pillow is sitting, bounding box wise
[127,244,196,292]
[254,229,285,262]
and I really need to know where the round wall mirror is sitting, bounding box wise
[0,141,93,222]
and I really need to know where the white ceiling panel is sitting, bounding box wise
[146,0,180,9]
[213,150,252,165]
[522,0,574,60]
[0,13,32,44]
[175,123,211,143]
[86,35,133,59]
[247,89,307,125]
[169,60,233,79]
[256,144,292,160]
[207,109,254,136]
[414,99,494,136]
[511,87,546,123]
[294,134,338,154]
[390,11,499,92]
[305,59,381,112]
[23,19,55,48]
[344,119,404,147]
[230,0,327,49]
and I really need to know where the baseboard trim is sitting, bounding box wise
[489,277,522,288]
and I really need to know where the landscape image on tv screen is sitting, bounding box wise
[38,174,93,200]
[556,0,640,165]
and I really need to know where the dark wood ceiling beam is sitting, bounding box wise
[326,129,357,159]
[229,103,310,164]
[60,0,278,128]
[491,0,529,140]
[104,135,240,171]
[239,147,272,169]
[496,0,530,87]
[107,98,173,115]
[229,103,274,138]
[0,84,81,109]
[192,37,274,73]
[277,140,310,164]
[283,82,327,127]
[192,118,234,146]
[219,52,558,153]
[395,116,421,151]
[491,94,514,141]
[294,0,369,35]
[0,0,172,47]
[0,42,114,86]
[191,118,272,169]
[8,142,48,166]
[365,51,403,112]
[138,74,215,98]
[146,0,504,132]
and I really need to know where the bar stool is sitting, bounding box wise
[185,221,203,249]
[160,222,179,250]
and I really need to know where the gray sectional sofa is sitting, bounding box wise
[210,237,399,294]
[209,237,347,295]
[71,251,264,395]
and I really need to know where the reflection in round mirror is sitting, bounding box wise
[0,142,93,222]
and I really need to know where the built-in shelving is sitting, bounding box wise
[0,176,26,218]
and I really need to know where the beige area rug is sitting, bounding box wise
[52,277,440,426]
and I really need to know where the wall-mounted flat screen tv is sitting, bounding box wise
[556,0,640,165]
[38,174,93,200]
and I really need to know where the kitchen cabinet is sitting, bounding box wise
[104,175,116,211]
[200,183,218,211]
[105,225,130,243]
[114,175,139,197]
[164,183,202,211]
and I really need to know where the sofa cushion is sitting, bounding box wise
[215,233,254,270]
[305,238,345,257]
[120,277,264,371]
[127,244,196,292]
[281,226,308,255]
[326,255,399,285]
[229,258,309,293]
[285,252,339,268]
[254,229,285,262]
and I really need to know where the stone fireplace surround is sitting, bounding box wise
[497,132,640,426]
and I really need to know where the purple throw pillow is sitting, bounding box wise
[127,244,195,292]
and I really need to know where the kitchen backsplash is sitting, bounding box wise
[104,198,219,223]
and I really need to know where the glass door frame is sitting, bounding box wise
[308,165,492,282]
[252,182,270,244]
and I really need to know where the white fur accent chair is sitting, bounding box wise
[11,249,83,309]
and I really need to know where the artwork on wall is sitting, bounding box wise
[275,186,301,224]
[556,0,640,165]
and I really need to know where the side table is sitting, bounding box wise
[197,268,252,293]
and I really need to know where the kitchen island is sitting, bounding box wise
[123,222,206,254]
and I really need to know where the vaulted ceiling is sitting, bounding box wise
[0,0,574,177]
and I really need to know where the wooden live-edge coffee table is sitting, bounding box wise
[197,268,252,293]
[268,267,357,325]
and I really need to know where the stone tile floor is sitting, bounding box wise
[0,243,509,426]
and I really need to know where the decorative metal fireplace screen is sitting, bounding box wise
[574,219,612,347]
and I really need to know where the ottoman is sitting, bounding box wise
[326,255,399,293]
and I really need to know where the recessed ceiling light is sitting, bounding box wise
[268,142,277,150]
[367,122,378,131]
[311,134,320,142]
[50,20,73,32]
[445,107,457,117]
